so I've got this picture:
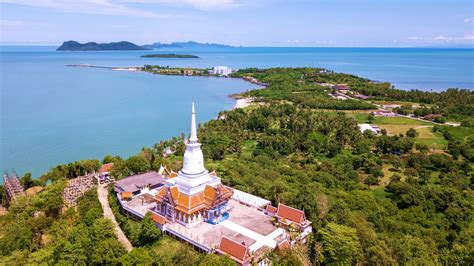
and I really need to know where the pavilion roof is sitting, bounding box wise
[217,236,251,264]
[266,204,277,214]
[155,184,233,214]
[276,203,306,225]
[99,163,114,173]
[277,239,291,250]
[150,211,167,225]
[114,171,164,193]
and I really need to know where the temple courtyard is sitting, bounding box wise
[165,198,286,252]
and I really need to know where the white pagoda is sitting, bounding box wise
[155,103,233,227]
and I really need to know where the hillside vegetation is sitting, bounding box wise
[1,67,473,265]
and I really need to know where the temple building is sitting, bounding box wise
[114,103,313,265]
[154,103,234,226]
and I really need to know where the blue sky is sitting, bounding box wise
[1,0,473,47]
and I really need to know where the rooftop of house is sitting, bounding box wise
[266,204,277,214]
[217,236,251,264]
[99,163,114,173]
[114,171,164,193]
[276,203,306,225]
[155,184,233,214]
[150,211,167,225]
[277,239,291,251]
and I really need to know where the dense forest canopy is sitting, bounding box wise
[1,67,473,264]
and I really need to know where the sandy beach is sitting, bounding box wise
[233,97,254,109]
[113,67,139,71]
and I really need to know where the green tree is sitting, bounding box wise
[126,155,150,174]
[199,253,235,266]
[406,128,418,138]
[367,113,375,123]
[102,154,123,164]
[121,247,155,265]
[415,143,429,153]
[91,238,126,265]
[138,212,161,246]
[91,218,116,243]
[317,223,362,264]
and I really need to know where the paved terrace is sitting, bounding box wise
[166,199,285,253]
[121,192,157,216]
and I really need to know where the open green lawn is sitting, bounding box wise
[371,187,389,200]
[443,126,474,142]
[349,114,447,150]
[371,100,433,107]
[352,113,433,125]
[414,127,447,150]
[241,140,258,157]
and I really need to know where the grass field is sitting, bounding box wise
[371,100,433,107]
[371,187,389,200]
[350,114,447,150]
[352,113,433,125]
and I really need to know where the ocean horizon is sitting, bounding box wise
[1,46,473,178]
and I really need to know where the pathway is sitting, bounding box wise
[97,184,133,252]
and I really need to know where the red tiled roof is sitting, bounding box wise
[121,191,132,199]
[276,203,305,224]
[266,204,277,214]
[150,211,167,225]
[277,239,291,250]
[99,163,114,173]
[217,236,250,264]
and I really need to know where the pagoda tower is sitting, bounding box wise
[155,103,233,227]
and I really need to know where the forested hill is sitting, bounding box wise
[1,67,473,264]
[142,41,234,49]
[57,41,150,51]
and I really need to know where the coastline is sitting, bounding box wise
[232,97,254,109]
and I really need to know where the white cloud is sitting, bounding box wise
[0,0,167,18]
[434,36,449,41]
[120,0,247,10]
[464,17,474,23]
[401,35,474,44]
[0,19,23,27]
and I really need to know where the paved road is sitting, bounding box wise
[97,184,133,252]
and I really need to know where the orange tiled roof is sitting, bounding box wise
[155,184,234,215]
[150,211,167,225]
[219,185,233,199]
[175,192,206,214]
[266,204,277,214]
[204,185,217,205]
[277,239,291,250]
[155,187,167,201]
[121,191,132,199]
[170,186,179,201]
[217,236,250,264]
[169,172,178,178]
[99,163,114,173]
[276,203,305,224]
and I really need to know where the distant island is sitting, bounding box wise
[142,41,235,49]
[140,53,199,58]
[57,40,150,51]
[57,40,236,51]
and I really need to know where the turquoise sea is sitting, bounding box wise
[1,46,473,177]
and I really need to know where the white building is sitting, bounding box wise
[212,66,232,76]
[358,123,381,135]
